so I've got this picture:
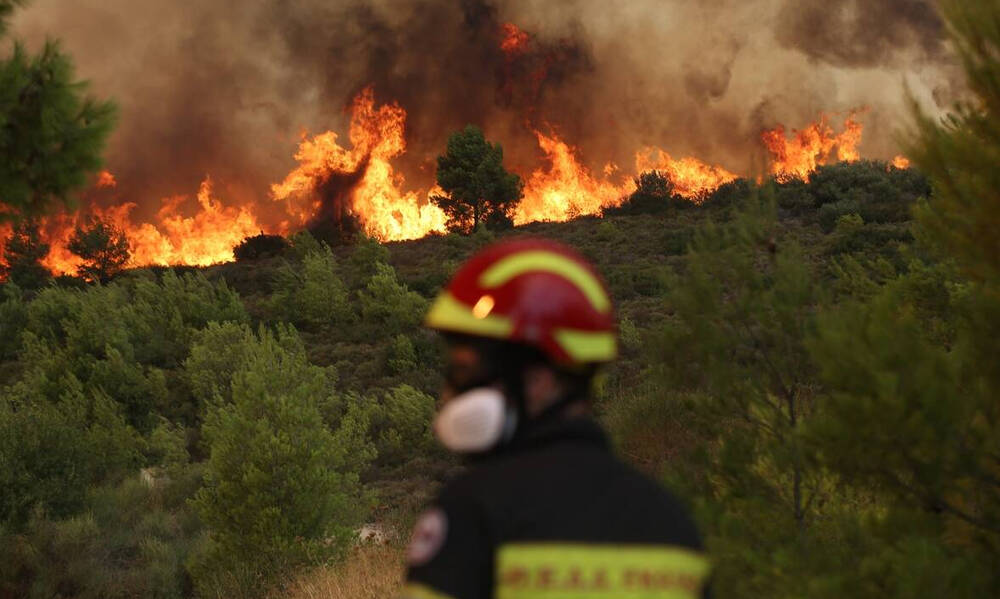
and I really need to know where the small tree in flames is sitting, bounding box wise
[67,217,130,283]
[432,125,523,233]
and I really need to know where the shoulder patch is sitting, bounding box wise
[407,508,449,566]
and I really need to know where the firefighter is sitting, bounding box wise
[401,238,709,599]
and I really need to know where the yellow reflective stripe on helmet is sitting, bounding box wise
[496,543,709,599]
[479,251,611,313]
[425,291,514,337]
[399,582,458,599]
[554,329,617,363]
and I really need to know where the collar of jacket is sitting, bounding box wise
[509,414,610,454]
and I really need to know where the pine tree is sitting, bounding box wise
[67,217,130,283]
[649,194,842,597]
[0,1,116,222]
[432,125,523,232]
[806,1,1000,595]
[189,325,371,595]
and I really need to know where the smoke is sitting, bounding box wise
[775,0,945,68]
[9,0,961,222]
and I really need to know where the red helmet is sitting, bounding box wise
[425,238,617,365]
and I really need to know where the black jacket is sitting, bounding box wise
[402,416,710,599]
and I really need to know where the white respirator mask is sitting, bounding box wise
[433,387,517,453]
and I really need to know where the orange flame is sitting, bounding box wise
[271,87,447,241]
[96,170,117,188]
[514,131,738,223]
[891,155,911,169]
[515,130,630,224]
[634,148,737,201]
[761,111,865,182]
[31,177,264,276]
[500,23,531,55]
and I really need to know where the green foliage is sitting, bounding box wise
[0,221,51,288]
[189,325,370,595]
[606,171,677,215]
[650,194,838,597]
[233,233,290,262]
[796,2,1000,594]
[0,375,143,529]
[358,262,428,336]
[0,36,116,222]
[0,474,203,599]
[352,384,437,467]
[344,234,390,289]
[387,333,417,374]
[287,229,323,262]
[0,282,27,359]
[267,246,352,329]
[67,217,131,283]
[432,125,523,232]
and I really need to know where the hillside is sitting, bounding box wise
[1,159,943,598]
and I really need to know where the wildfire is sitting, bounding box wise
[761,112,866,182]
[1,81,906,280]
[271,87,447,241]
[892,155,911,169]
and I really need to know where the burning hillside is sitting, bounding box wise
[3,0,942,277]
[1,85,901,277]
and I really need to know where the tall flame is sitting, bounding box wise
[761,112,865,182]
[516,130,630,224]
[271,87,447,241]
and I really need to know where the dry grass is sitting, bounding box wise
[279,544,406,599]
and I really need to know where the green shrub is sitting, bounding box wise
[387,333,418,374]
[819,199,862,233]
[358,262,428,336]
[351,384,437,467]
[287,230,323,262]
[0,375,143,529]
[345,235,391,289]
[233,233,290,262]
[0,283,27,359]
[0,475,202,599]
[189,325,371,595]
[267,247,352,329]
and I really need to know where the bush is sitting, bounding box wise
[352,384,436,467]
[189,325,371,595]
[233,233,290,262]
[345,235,390,290]
[0,283,27,359]
[703,178,753,209]
[358,262,428,337]
[387,334,417,374]
[125,270,247,367]
[0,375,143,529]
[818,199,862,233]
[0,475,202,599]
[604,171,675,216]
[267,247,353,329]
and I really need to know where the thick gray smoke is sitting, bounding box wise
[9,0,960,221]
